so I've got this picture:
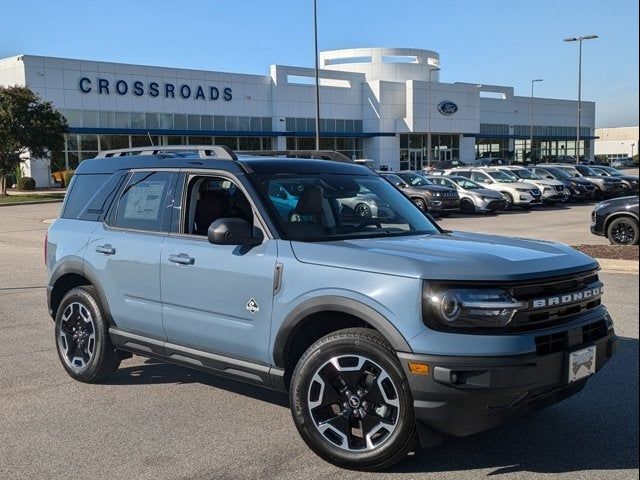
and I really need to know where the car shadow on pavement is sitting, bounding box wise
[394,336,639,476]
[108,358,289,407]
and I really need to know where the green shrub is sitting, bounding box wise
[16,176,36,190]
[63,170,75,187]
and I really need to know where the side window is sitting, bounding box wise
[183,175,253,236]
[456,171,471,179]
[471,172,488,183]
[113,171,173,232]
[61,174,112,219]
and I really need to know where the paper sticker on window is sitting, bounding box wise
[123,181,165,220]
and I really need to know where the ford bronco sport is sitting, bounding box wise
[46,146,617,471]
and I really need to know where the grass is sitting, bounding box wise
[0,194,65,205]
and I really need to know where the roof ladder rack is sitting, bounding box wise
[236,150,353,163]
[95,145,237,161]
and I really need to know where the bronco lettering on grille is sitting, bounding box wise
[531,286,602,309]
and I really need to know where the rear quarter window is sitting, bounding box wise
[61,173,125,221]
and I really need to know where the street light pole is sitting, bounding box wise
[313,0,321,151]
[530,79,543,164]
[564,34,598,163]
[427,65,441,169]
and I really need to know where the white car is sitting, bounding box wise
[427,175,507,213]
[444,167,542,209]
[494,166,569,204]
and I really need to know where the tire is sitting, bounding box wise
[502,192,514,210]
[607,217,640,245]
[412,198,427,211]
[54,286,120,383]
[460,199,475,214]
[290,328,417,471]
[354,202,372,219]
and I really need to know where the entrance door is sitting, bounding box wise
[439,149,452,162]
[408,149,423,170]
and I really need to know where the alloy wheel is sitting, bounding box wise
[307,355,400,452]
[611,222,636,245]
[57,302,96,370]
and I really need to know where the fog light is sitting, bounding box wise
[450,372,459,384]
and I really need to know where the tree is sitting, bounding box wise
[0,86,67,195]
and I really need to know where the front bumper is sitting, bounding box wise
[429,198,461,212]
[399,320,616,438]
[477,198,507,212]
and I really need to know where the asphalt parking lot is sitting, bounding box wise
[0,202,638,480]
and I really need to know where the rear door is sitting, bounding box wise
[84,170,177,340]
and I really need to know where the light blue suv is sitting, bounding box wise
[46,146,617,471]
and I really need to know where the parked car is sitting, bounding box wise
[529,166,597,201]
[553,164,626,199]
[494,166,569,204]
[427,175,507,213]
[591,196,639,245]
[589,166,639,195]
[380,172,460,216]
[472,157,510,166]
[46,146,617,470]
[444,167,541,209]
[611,157,634,168]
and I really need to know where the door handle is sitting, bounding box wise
[95,244,116,255]
[168,253,195,266]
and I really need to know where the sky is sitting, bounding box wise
[0,0,637,128]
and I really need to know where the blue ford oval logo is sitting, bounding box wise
[438,101,458,115]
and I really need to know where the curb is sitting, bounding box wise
[597,258,639,274]
[0,199,64,207]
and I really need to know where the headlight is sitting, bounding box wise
[423,285,524,330]
[516,187,529,192]
[431,191,442,197]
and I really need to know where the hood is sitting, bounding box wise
[466,188,504,198]
[521,178,563,187]
[290,231,598,282]
[563,177,593,186]
[412,184,457,193]
[582,175,621,184]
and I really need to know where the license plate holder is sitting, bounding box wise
[567,346,596,383]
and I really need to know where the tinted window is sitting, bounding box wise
[61,174,112,219]
[113,171,173,232]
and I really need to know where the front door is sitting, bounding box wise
[408,149,423,170]
[160,173,277,363]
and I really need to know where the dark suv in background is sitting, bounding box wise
[591,196,640,245]
[379,172,460,216]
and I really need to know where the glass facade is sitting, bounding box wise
[399,133,460,170]
[285,117,363,133]
[286,137,364,160]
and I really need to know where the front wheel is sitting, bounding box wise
[412,198,427,212]
[55,286,120,383]
[502,192,514,210]
[607,217,640,245]
[290,328,416,471]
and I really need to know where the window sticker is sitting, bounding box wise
[122,181,165,220]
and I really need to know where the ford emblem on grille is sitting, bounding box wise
[437,101,458,116]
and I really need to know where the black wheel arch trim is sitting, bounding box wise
[48,261,115,326]
[605,211,639,232]
[272,296,413,368]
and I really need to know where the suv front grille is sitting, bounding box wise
[535,319,608,355]
[508,270,603,331]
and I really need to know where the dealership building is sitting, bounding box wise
[0,48,595,187]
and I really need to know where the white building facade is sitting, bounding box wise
[0,48,596,186]
[594,126,638,161]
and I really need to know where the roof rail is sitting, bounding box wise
[95,145,237,161]
[236,150,353,163]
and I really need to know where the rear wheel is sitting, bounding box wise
[607,217,639,245]
[290,328,416,471]
[55,286,120,383]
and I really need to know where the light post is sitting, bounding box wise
[631,142,636,159]
[530,79,543,164]
[313,0,321,150]
[427,65,441,169]
[564,34,598,163]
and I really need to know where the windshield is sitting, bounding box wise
[510,169,542,180]
[558,166,581,177]
[449,177,483,190]
[399,172,434,187]
[544,167,571,179]
[578,165,598,176]
[599,166,623,176]
[486,170,517,183]
[253,173,440,241]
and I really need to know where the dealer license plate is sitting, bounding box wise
[568,346,596,383]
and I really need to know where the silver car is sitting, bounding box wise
[495,166,569,204]
[427,175,507,213]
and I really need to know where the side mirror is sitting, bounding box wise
[395,182,406,188]
[484,179,493,184]
[208,218,263,246]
